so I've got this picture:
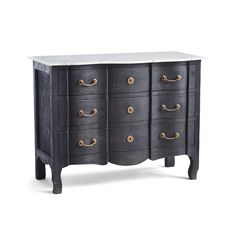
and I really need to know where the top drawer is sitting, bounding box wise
[68,66,106,95]
[152,63,187,91]
[108,64,149,93]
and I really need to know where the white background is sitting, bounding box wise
[0,0,236,235]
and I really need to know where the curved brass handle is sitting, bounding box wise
[160,132,180,140]
[78,79,97,87]
[161,104,181,112]
[78,138,97,147]
[160,74,182,83]
[79,109,97,117]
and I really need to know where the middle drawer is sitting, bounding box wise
[70,99,106,126]
[152,93,196,119]
[109,96,149,123]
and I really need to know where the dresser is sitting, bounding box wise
[31,52,202,194]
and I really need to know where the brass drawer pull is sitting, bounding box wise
[160,132,180,140]
[160,74,182,83]
[127,76,135,85]
[161,104,181,112]
[127,135,134,143]
[78,79,97,87]
[79,108,97,117]
[127,106,135,114]
[78,138,97,147]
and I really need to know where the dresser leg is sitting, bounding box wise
[165,156,175,167]
[35,157,46,180]
[51,167,62,194]
[188,154,199,179]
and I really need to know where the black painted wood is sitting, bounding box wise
[152,93,196,119]
[70,99,106,126]
[109,95,149,123]
[152,121,191,148]
[109,125,149,152]
[70,129,107,156]
[108,64,149,93]
[32,60,201,193]
[68,65,107,95]
[152,63,188,91]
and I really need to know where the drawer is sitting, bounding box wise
[70,99,106,126]
[108,65,149,93]
[152,121,187,148]
[109,125,149,151]
[152,64,187,91]
[69,66,106,95]
[70,129,106,156]
[152,93,196,119]
[109,96,149,123]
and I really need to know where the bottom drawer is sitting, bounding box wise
[109,125,149,152]
[151,120,195,148]
[70,129,106,156]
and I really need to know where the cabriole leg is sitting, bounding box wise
[188,154,199,179]
[51,166,62,194]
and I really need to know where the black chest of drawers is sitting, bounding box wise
[31,52,202,194]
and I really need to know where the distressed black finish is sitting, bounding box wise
[33,60,201,194]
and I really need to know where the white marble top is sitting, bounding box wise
[30,51,203,66]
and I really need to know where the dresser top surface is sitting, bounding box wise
[30,51,203,66]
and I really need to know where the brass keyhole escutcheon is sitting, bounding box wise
[127,135,134,143]
[127,76,135,85]
[127,106,135,114]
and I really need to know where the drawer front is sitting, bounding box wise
[70,99,106,126]
[69,67,106,95]
[152,94,196,119]
[108,65,149,93]
[152,64,187,91]
[151,122,187,148]
[109,125,149,151]
[109,96,149,123]
[70,129,106,156]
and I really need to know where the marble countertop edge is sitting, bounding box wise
[29,51,205,66]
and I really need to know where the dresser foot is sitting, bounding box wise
[35,157,46,180]
[51,167,62,194]
[53,184,62,194]
[165,156,175,167]
[188,154,199,180]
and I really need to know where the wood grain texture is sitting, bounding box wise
[68,65,107,95]
[108,64,150,93]
[109,95,149,123]
[152,63,188,91]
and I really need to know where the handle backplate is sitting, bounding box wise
[160,132,180,140]
[78,138,97,147]
[160,74,182,83]
[79,108,97,117]
[161,104,181,112]
[78,79,97,87]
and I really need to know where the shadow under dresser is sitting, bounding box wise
[30,51,203,194]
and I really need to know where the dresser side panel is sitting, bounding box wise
[187,61,201,155]
[34,67,52,157]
